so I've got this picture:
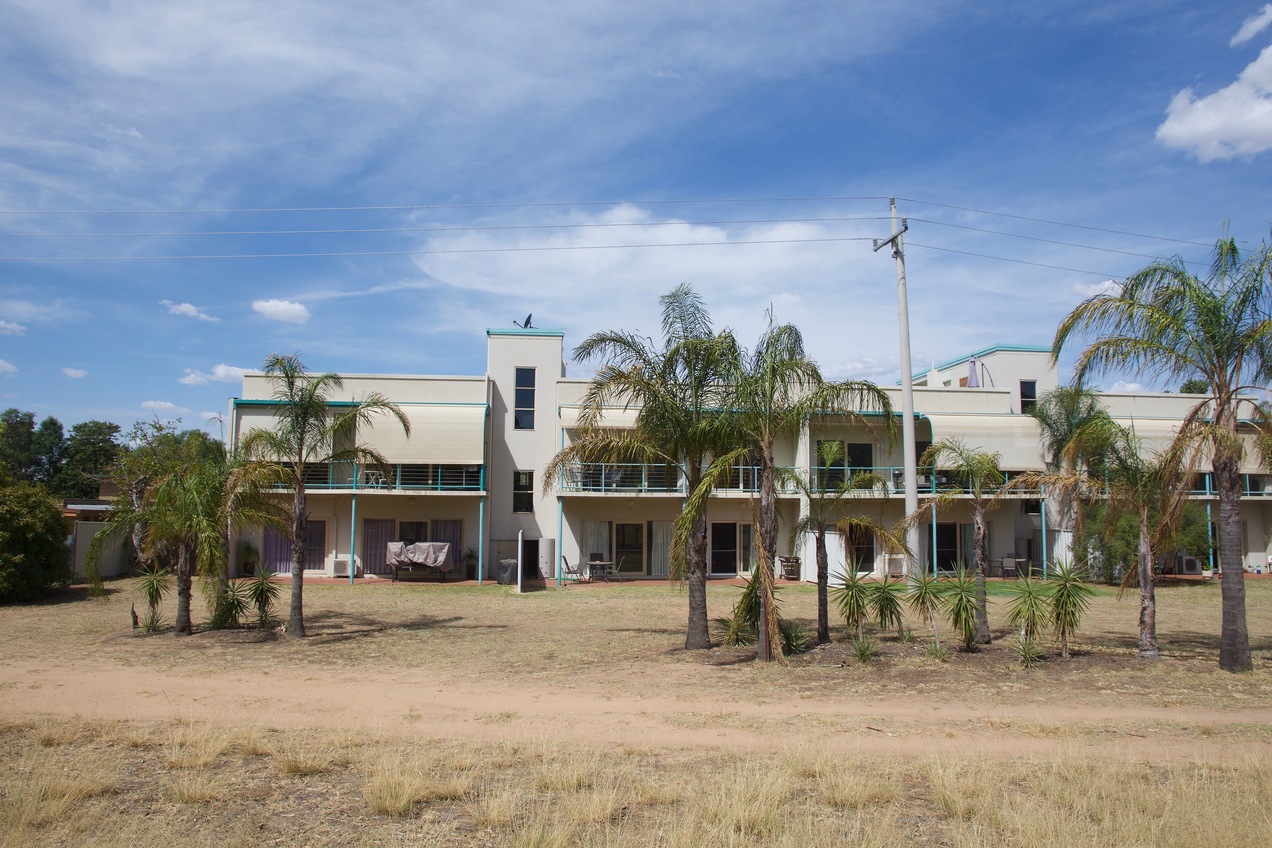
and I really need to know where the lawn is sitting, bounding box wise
[1,576,1270,846]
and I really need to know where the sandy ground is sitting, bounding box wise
[3,577,1270,766]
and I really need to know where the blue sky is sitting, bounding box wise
[2,1,1271,436]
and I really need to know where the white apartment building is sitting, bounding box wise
[227,328,1272,582]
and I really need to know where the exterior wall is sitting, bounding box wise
[485,329,566,578]
[228,331,1272,582]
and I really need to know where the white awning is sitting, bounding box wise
[361,405,487,465]
[561,406,641,429]
[922,413,1044,469]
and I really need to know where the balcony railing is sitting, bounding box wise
[285,461,485,492]
[562,463,683,493]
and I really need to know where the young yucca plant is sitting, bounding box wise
[1003,575,1050,640]
[831,564,871,642]
[1049,560,1094,658]
[1009,634,1044,668]
[210,580,251,630]
[138,563,171,619]
[943,570,981,652]
[245,569,281,629]
[850,636,879,662]
[905,570,946,649]
[869,575,906,639]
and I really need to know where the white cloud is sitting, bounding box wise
[253,299,311,323]
[179,363,249,385]
[141,400,191,414]
[1232,5,1272,47]
[63,367,88,379]
[1110,380,1146,393]
[1157,44,1272,161]
[0,359,16,375]
[1071,279,1119,299]
[161,299,219,321]
[0,320,26,335]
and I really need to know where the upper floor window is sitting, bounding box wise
[1020,380,1037,414]
[514,368,535,430]
[513,471,534,513]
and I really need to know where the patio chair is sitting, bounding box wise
[561,556,588,584]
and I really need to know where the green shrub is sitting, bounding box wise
[719,575,807,654]
[850,637,879,662]
[245,569,281,629]
[1009,635,1045,668]
[0,482,71,603]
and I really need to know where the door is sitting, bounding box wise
[362,518,396,575]
[615,522,644,575]
[710,522,738,574]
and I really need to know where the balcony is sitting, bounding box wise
[287,461,484,492]
[561,463,683,494]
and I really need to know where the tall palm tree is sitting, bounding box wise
[1054,235,1272,672]
[687,317,893,661]
[1066,419,1195,660]
[544,284,738,650]
[238,354,409,638]
[918,439,1010,644]
[1028,387,1110,571]
[784,441,901,644]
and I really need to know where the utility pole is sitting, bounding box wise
[873,198,920,579]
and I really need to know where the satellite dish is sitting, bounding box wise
[514,313,533,329]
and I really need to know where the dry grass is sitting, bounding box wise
[1,718,1271,847]
[2,578,1271,845]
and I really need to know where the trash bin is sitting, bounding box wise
[497,558,518,585]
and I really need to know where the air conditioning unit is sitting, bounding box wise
[1179,557,1202,575]
[332,557,361,578]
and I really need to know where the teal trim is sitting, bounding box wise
[486,328,565,337]
[903,344,1051,382]
[478,495,486,586]
[349,493,357,586]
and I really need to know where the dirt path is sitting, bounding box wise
[4,656,1267,764]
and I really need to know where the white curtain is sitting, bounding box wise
[650,521,672,577]
[583,521,611,562]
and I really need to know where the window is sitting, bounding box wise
[1020,380,1037,414]
[514,368,535,429]
[845,443,872,469]
[513,471,534,513]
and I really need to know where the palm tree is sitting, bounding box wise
[238,354,409,638]
[1027,387,1110,573]
[1067,419,1196,660]
[688,317,893,661]
[918,440,1010,644]
[87,436,283,634]
[1054,235,1272,672]
[784,441,901,644]
[544,284,738,650]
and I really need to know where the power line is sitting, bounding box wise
[0,195,893,216]
[907,242,1116,278]
[895,197,1214,248]
[0,235,877,262]
[908,218,1206,265]
[0,216,890,239]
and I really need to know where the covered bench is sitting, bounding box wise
[386,541,452,582]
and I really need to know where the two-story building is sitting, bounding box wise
[227,328,1272,582]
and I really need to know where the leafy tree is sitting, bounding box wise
[1179,378,1210,394]
[56,420,122,498]
[239,354,409,638]
[0,409,67,488]
[691,316,892,661]
[545,284,738,650]
[1054,235,1272,672]
[0,479,70,603]
[917,440,1009,644]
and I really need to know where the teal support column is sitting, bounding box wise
[930,503,937,576]
[1206,501,1214,572]
[478,495,486,586]
[349,492,358,586]
[1040,487,1048,580]
[556,497,564,587]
